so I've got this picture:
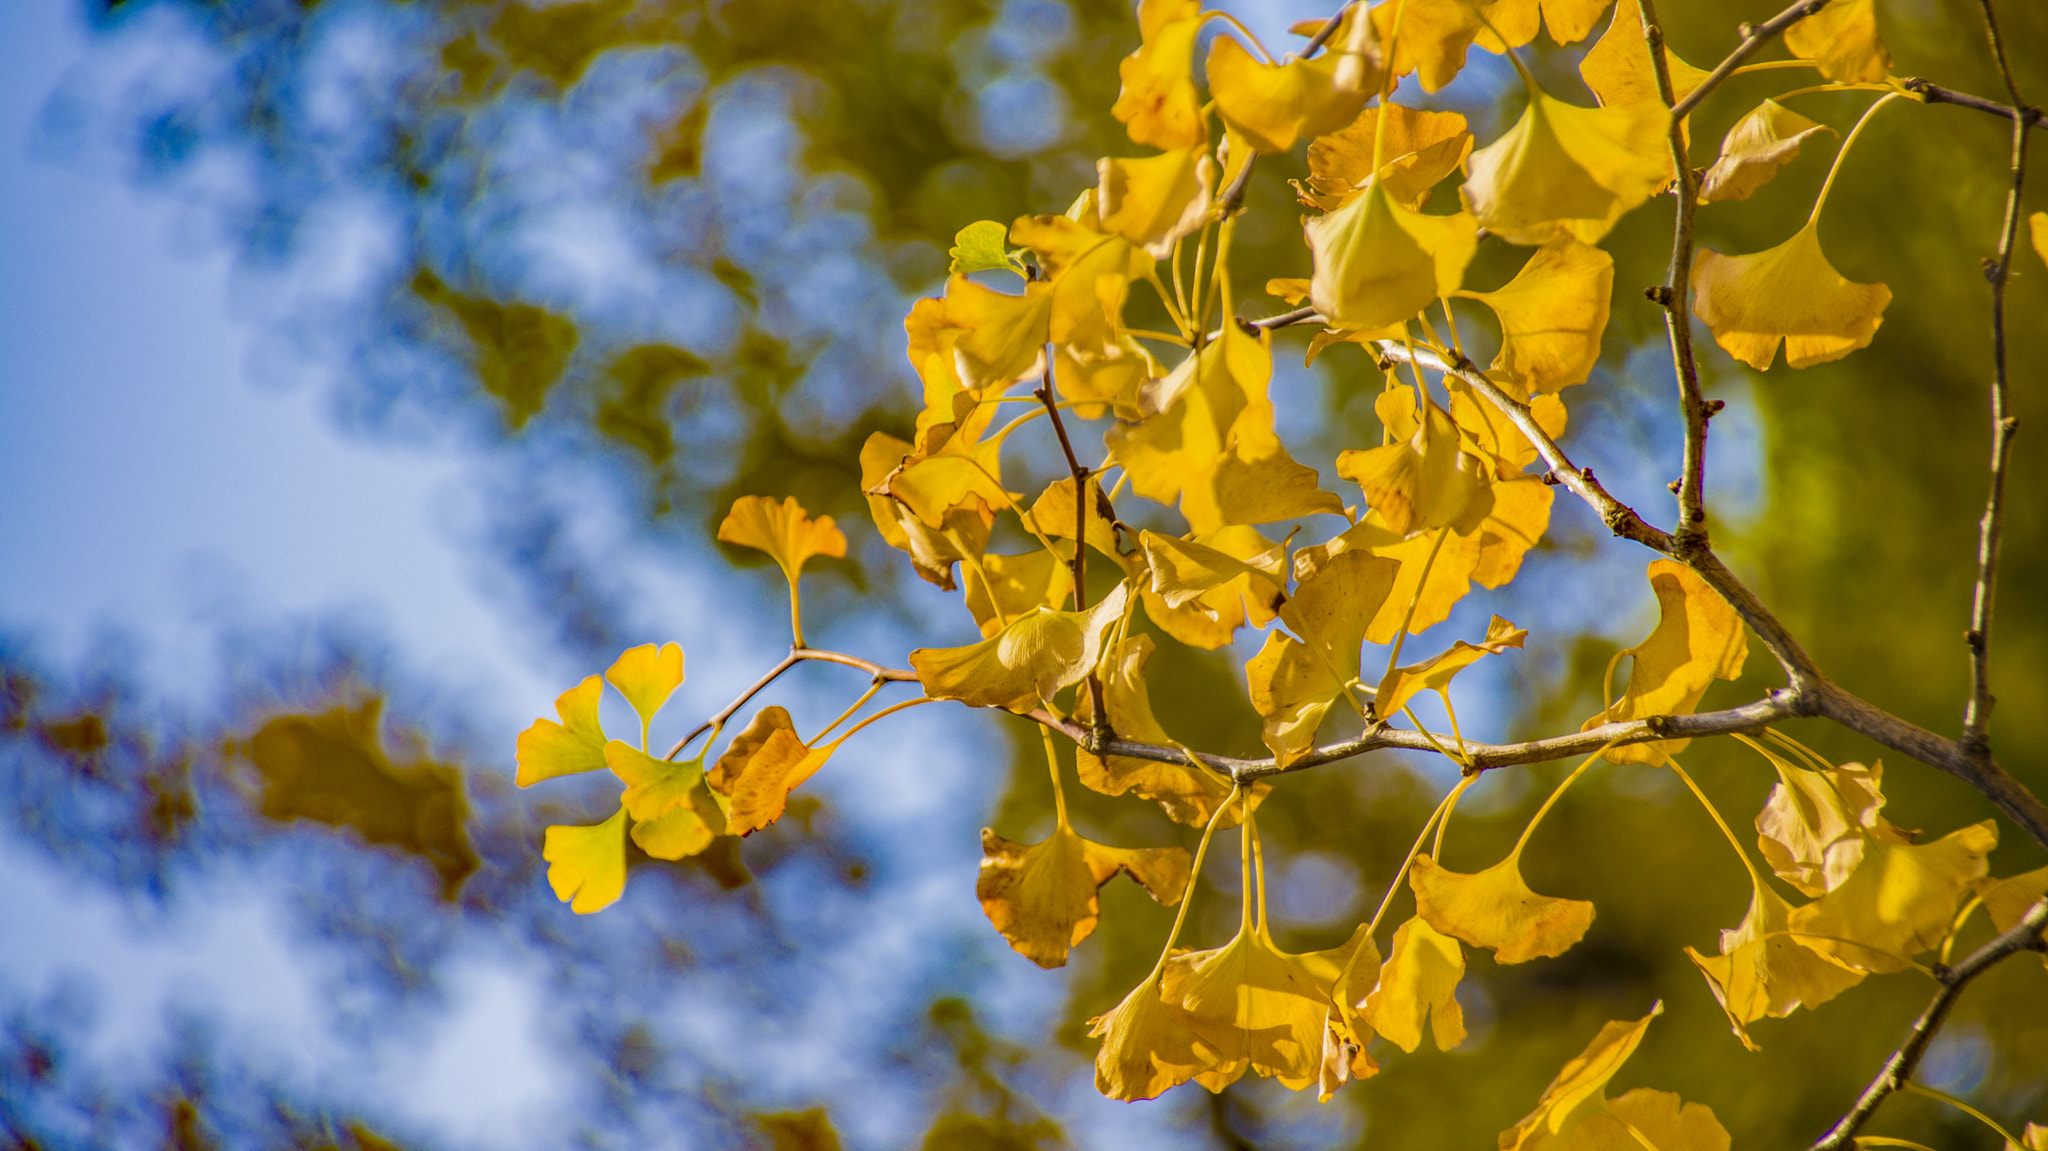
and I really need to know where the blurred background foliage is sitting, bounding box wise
[4,0,2047,1147]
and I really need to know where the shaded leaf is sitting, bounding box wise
[1112,0,1207,150]
[1498,1004,1663,1150]
[1461,92,1672,246]
[1579,0,1710,109]
[1463,238,1613,394]
[1376,614,1526,720]
[1307,181,1478,332]
[1784,0,1890,83]
[1411,851,1594,963]
[1164,922,1370,1087]
[1699,100,1835,204]
[1755,757,1910,898]
[1096,147,1215,258]
[606,741,723,861]
[1361,915,1466,1052]
[978,824,1189,967]
[1077,634,1268,826]
[1090,971,1225,1101]
[910,583,1130,711]
[1692,222,1891,369]
[1207,35,1367,154]
[949,220,1023,275]
[1789,820,1998,973]
[1245,551,1399,763]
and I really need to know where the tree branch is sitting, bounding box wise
[1034,357,1111,746]
[1959,0,2029,761]
[1810,895,2048,1151]
[1669,0,1834,120]
[1901,78,2046,132]
[666,649,918,760]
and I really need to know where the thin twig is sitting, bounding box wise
[1960,0,2029,761]
[1669,0,1835,120]
[1901,78,2046,132]
[1637,0,1712,545]
[1034,358,1111,746]
[666,649,917,759]
[1810,895,2048,1150]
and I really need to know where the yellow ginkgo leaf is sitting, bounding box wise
[717,495,848,589]
[1981,865,2048,935]
[1077,634,1267,827]
[2031,212,2048,269]
[606,741,724,860]
[1090,971,1229,1101]
[1582,560,1746,764]
[883,393,1021,529]
[1138,529,1285,609]
[1164,922,1370,1088]
[1499,1004,1662,1150]
[607,642,685,737]
[1337,388,1495,536]
[1361,915,1466,1053]
[1112,0,1207,150]
[1316,934,1384,1099]
[515,674,607,786]
[1138,525,1289,651]
[1245,551,1399,762]
[1372,0,1535,94]
[1692,222,1891,369]
[1573,1089,1733,1151]
[1376,615,1526,720]
[1699,99,1835,204]
[962,549,1073,638]
[859,431,990,591]
[1302,103,1472,213]
[1784,0,1890,83]
[1579,0,1710,109]
[978,824,1190,968]
[910,582,1130,712]
[939,273,1053,390]
[1755,757,1910,898]
[705,707,833,837]
[1307,181,1479,332]
[1789,820,1998,973]
[1686,879,1864,1051]
[1207,35,1366,155]
[1448,378,1570,472]
[1463,238,1613,395]
[1095,148,1214,259]
[544,806,629,914]
[1462,91,1672,246]
[1411,851,1594,964]
[1030,475,1132,574]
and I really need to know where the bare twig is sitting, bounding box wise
[1960,0,2030,761]
[666,649,917,759]
[1669,0,1835,120]
[1810,895,2048,1150]
[1901,78,2046,132]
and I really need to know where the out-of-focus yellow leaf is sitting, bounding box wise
[1245,551,1398,762]
[1337,389,1494,537]
[1699,100,1835,204]
[1784,0,1890,83]
[1789,820,1998,973]
[1755,757,1909,898]
[1077,634,1268,826]
[1498,1004,1663,1150]
[516,674,608,786]
[1095,149,1214,259]
[544,806,628,914]
[1372,0,1537,94]
[1207,35,1366,154]
[1692,222,1892,369]
[948,220,1023,276]
[607,642,685,736]
[1411,851,1594,963]
[1113,0,1207,150]
[2031,212,2048,269]
[1302,103,1472,212]
[910,583,1130,712]
[1463,238,1613,394]
[1164,921,1370,1088]
[1361,915,1466,1052]
[1462,92,1672,246]
[718,495,847,589]
[978,824,1189,968]
[1980,865,2048,935]
[605,741,723,860]
[1686,880,1863,1051]
[755,1109,842,1151]
[1090,970,1227,1101]
[1376,615,1526,719]
[1571,1089,1733,1151]
[1583,560,1746,764]
[1579,0,1710,109]
[1306,181,1478,332]
[962,549,1073,637]
[705,707,832,836]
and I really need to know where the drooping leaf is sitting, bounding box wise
[516,674,609,786]
[606,643,686,738]
[544,806,628,914]
[1076,634,1266,827]
[938,273,1055,391]
[949,220,1024,276]
[1306,181,1478,332]
[1138,525,1290,651]
[1582,560,1747,764]
[718,495,848,589]
[706,707,832,836]
[1112,0,1207,150]
[978,824,1190,968]
[1375,615,1526,720]
[1755,757,1910,898]
[1411,851,1594,964]
[1692,222,1892,369]
[1579,0,1711,109]
[910,583,1130,712]
[1463,238,1614,395]
[1784,0,1891,83]
[962,549,1074,638]
[1095,148,1214,259]
[1163,921,1370,1087]
[1980,865,2048,936]
[1245,551,1399,763]
[1371,0,1537,94]
[1699,100,1835,204]
[1206,34,1367,154]
[1685,880,1863,1050]
[1090,972,1225,1101]
[1361,915,1466,1052]
[1302,103,1473,212]
[1789,820,1998,973]
[860,431,991,591]
[1572,1089,1733,1151]
[1461,91,1672,246]
[1498,1004,1664,1151]
[1336,388,1494,537]
[1317,934,1384,1099]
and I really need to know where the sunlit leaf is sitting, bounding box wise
[1361,914,1466,1052]
[706,706,832,836]
[1686,880,1863,1051]
[1376,615,1526,720]
[1138,525,1290,651]
[1498,1004,1663,1150]
[963,549,1074,637]
[939,273,1054,390]
[1090,971,1225,1101]
[1784,0,1890,83]
[544,806,628,914]
[1245,551,1399,763]
[1076,634,1267,826]
[1316,934,1383,1099]
[1163,921,1370,1087]
[1980,865,2048,937]
[718,495,847,590]
[949,220,1023,276]
[1302,103,1472,212]
[1096,147,1215,258]
[2031,212,2048,269]
[1207,35,1366,154]
[1699,100,1835,204]
[606,741,723,860]
[1789,820,1998,973]
[1462,91,1672,246]
[1755,757,1910,898]
[1371,0,1537,94]
[1692,222,1892,369]
[1112,0,1207,150]
[607,642,686,738]
[1336,388,1494,536]
[1572,1089,1733,1151]
[1582,560,1746,764]
[516,674,608,786]
[1306,181,1478,332]
[1463,238,1613,394]
[910,582,1130,712]
[1579,0,1710,109]
[1412,851,1594,963]
[978,823,1190,968]
[860,431,991,591]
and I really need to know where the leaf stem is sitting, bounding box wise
[1807,92,1900,228]
[1660,751,1767,888]
[1147,785,1243,980]
[1040,725,1069,829]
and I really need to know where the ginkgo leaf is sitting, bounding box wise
[706,707,833,836]
[1462,91,1673,246]
[1164,921,1369,1087]
[1302,103,1473,212]
[1306,181,1478,332]
[1138,525,1290,651]
[1572,1089,1733,1151]
[1138,529,1285,609]
[883,392,1022,529]
[1076,634,1267,827]
[1361,915,1466,1053]
[718,495,848,589]
[1784,0,1890,84]
[940,273,1054,390]
[544,806,629,914]
[1980,865,2048,935]
[962,549,1073,637]
[860,431,991,591]
[1317,934,1384,1099]
[1755,758,1910,898]
[2031,212,2048,269]
[1579,0,1711,109]
[1463,238,1613,394]
[1583,560,1746,764]
[1699,100,1835,204]
[1096,148,1214,259]
[1112,0,1207,150]
[1245,551,1399,763]
[911,582,1130,712]
[516,674,608,786]
[1449,378,1570,473]
[1686,879,1863,1050]
[1207,35,1366,154]
[978,824,1190,968]
[949,220,1024,276]
[1372,0,1538,94]
[1336,389,1494,536]
[606,741,723,860]
[1376,615,1526,719]
[1090,971,1228,1101]
[1789,820,1998,973]
[607,643,685,738]
[1030,475,1132,573]
[1692,222,1891,369]
[1499,1004,1662,1150]
[1411,851,1594,963]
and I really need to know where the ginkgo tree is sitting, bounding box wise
[513,0,2048,1145]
